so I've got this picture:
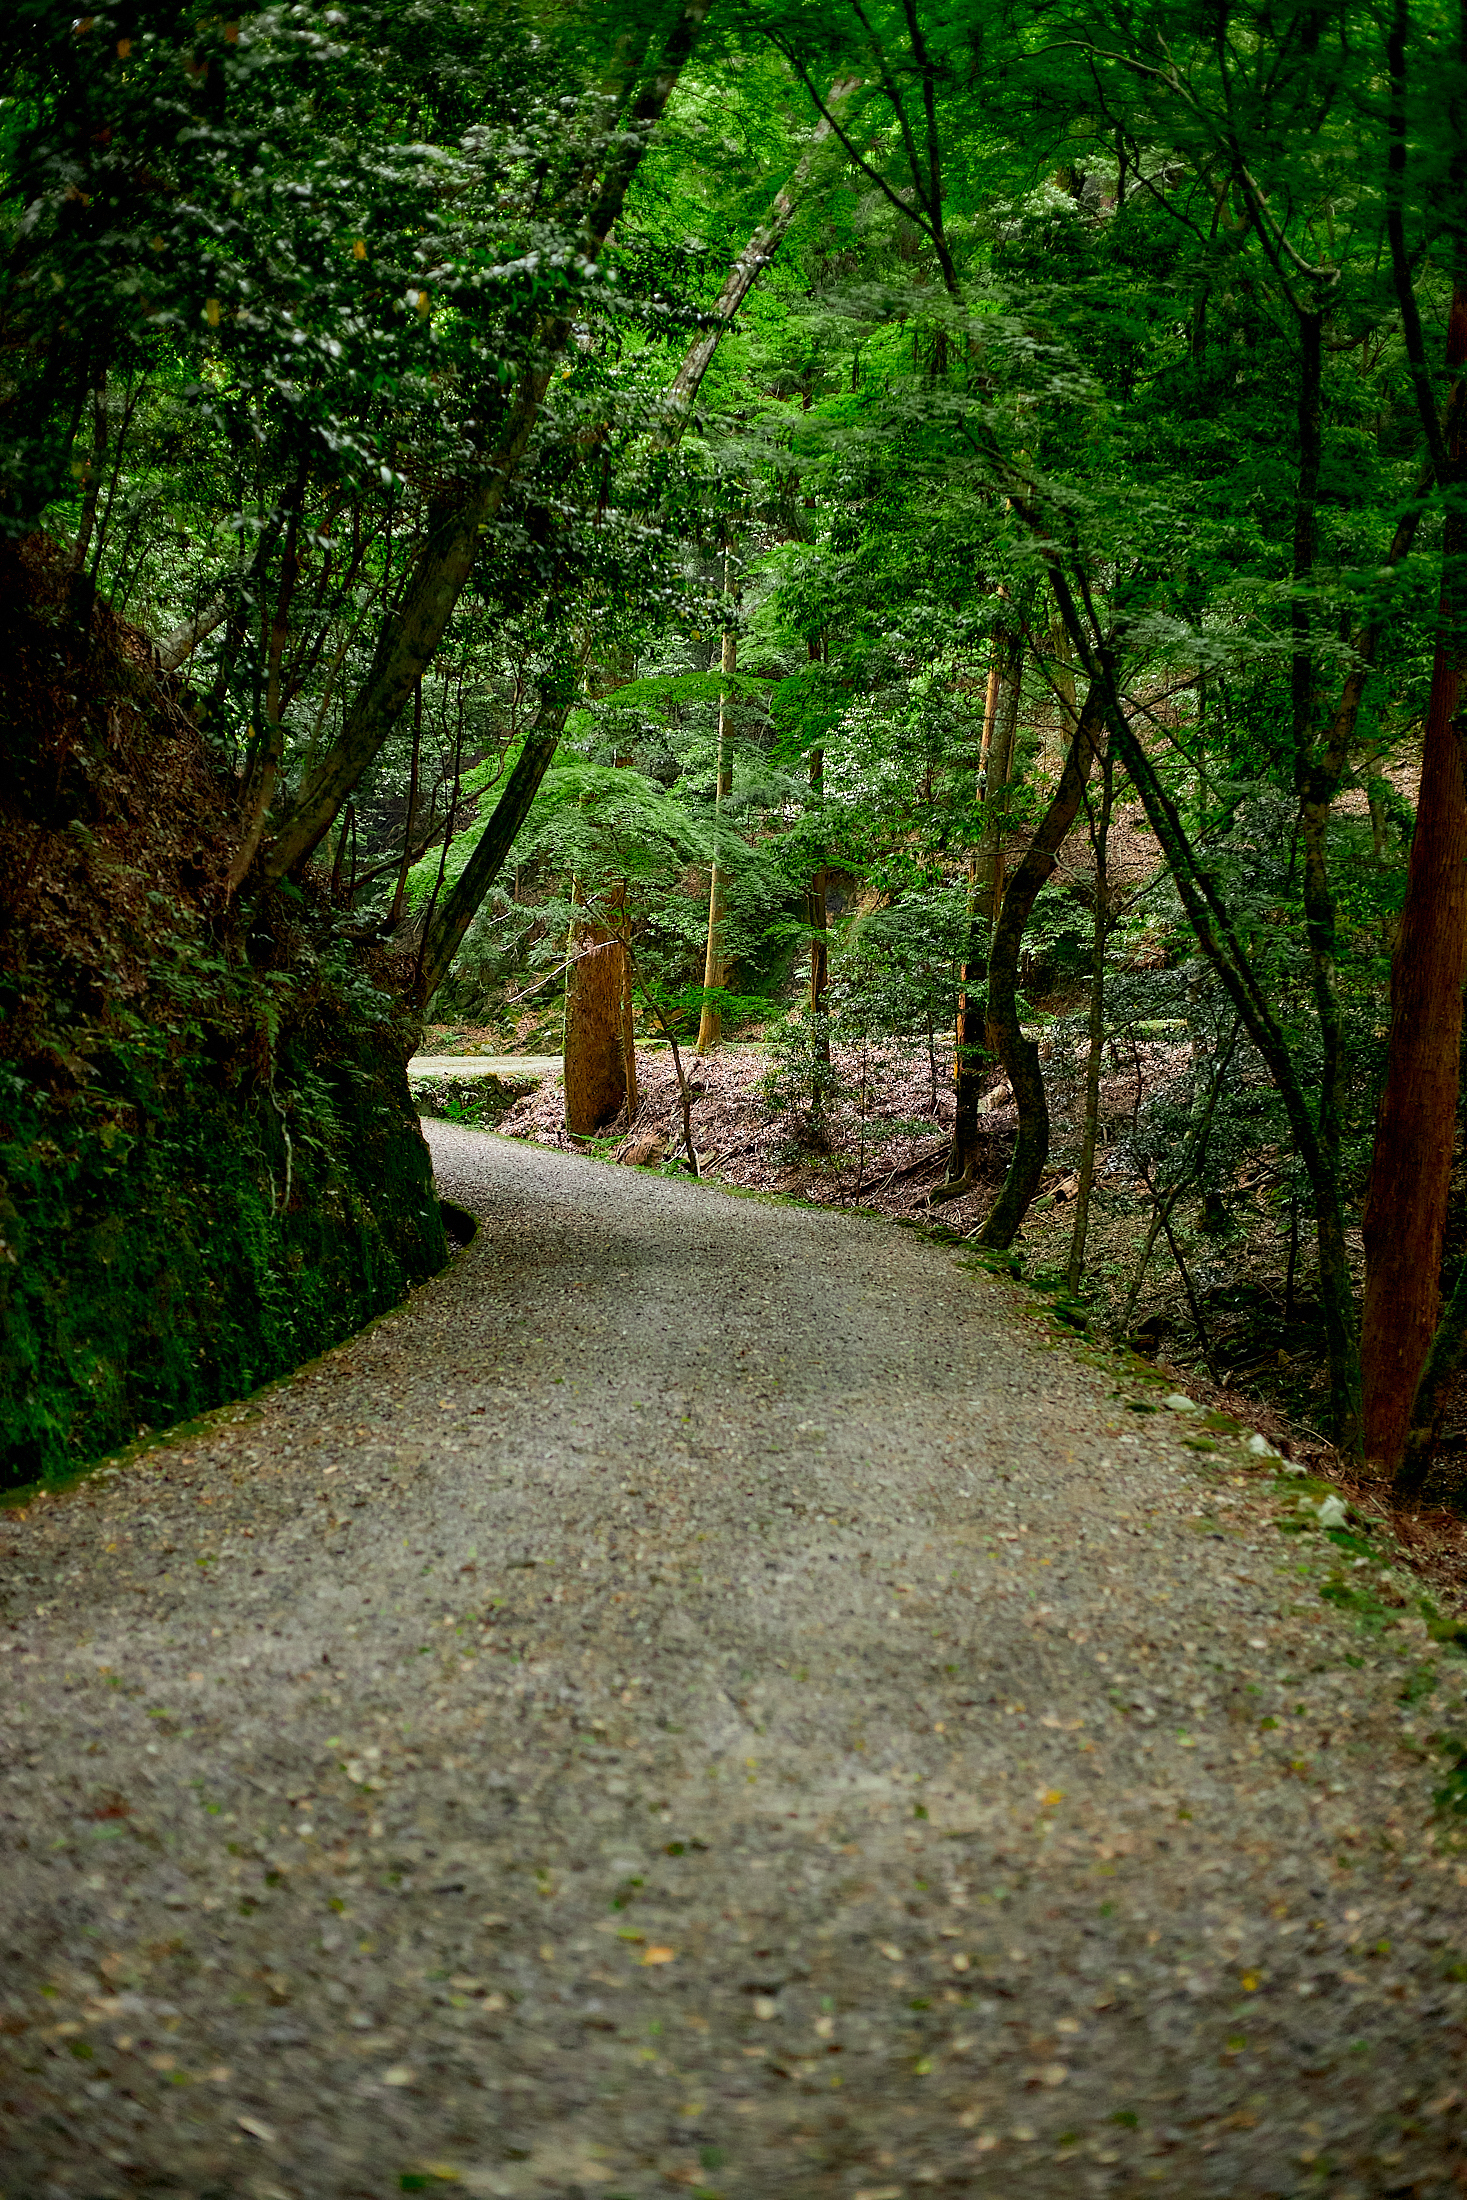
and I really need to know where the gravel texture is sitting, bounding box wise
[2,1124,1466,2199]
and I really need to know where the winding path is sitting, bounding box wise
[2,1128,1464,2198]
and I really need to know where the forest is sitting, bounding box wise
[3,0,1466,1499]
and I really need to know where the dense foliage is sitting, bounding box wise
[4,0,1466,1486]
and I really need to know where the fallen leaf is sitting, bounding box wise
[382,2064,416,2086]
[878,1942,903,1961]
[752,1996,778,2020]
[1240,1972,1261,1992]
[641,1945,676,1966]
[237,2113,276,2142]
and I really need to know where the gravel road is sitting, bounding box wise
[3,1125,1466,2199]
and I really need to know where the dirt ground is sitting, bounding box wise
[5,1129,1467,2198]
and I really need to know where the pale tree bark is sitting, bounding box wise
[251,0,713,894]
[695,559,737,1054]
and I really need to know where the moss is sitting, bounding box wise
[0,998,446,1491]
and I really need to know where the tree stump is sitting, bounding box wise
[564,923,628,1135]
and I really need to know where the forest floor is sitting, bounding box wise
[4,1130,1467,2198]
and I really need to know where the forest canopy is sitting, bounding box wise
[3,0,1466,1492]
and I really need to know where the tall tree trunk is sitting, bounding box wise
[1361,286,1467,1467]
[621,907,639,1121]
[946,617,1021,1190]
[974,678,1104,1249]
[696,565,737,1054]
[68,371,108,579]
[226,458,308,899]
[390,678,424,928]
[1066,742,1114,1295]
[806,743,829,1082]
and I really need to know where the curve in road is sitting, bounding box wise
[1,1125,1463,2197]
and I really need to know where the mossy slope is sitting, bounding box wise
[0,538,447,1490]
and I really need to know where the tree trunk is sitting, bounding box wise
[389,678,424,928]
[974,679,1105,1249]
[806,743,829,1085]
[226,461,308,899]
[412,667,579,1004]
[68,372,108,579]
[695,577,737,1055]
[657,78,858,437]
[564,881,628,1136]
[1066,742,1114,1295]
[1048,610,1077,772]
[621,923,639,1121]
[1361,293,1467,1467]
[947,616,1020,1189]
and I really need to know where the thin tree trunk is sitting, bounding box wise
[226,461,308,898]
[635,971,698,1174]
[390,679,424,928]
[974,678,1105,1249]
[1121,1020,1242,1330]
[657,78,858,437]
[696,565,737,1054]
[1066,742,1114,1296]
[68,372,108,578]
[946,616,1020,1190]
[413,676,576,1005]
[621,910,639,1120]
[806,743,829,1088]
